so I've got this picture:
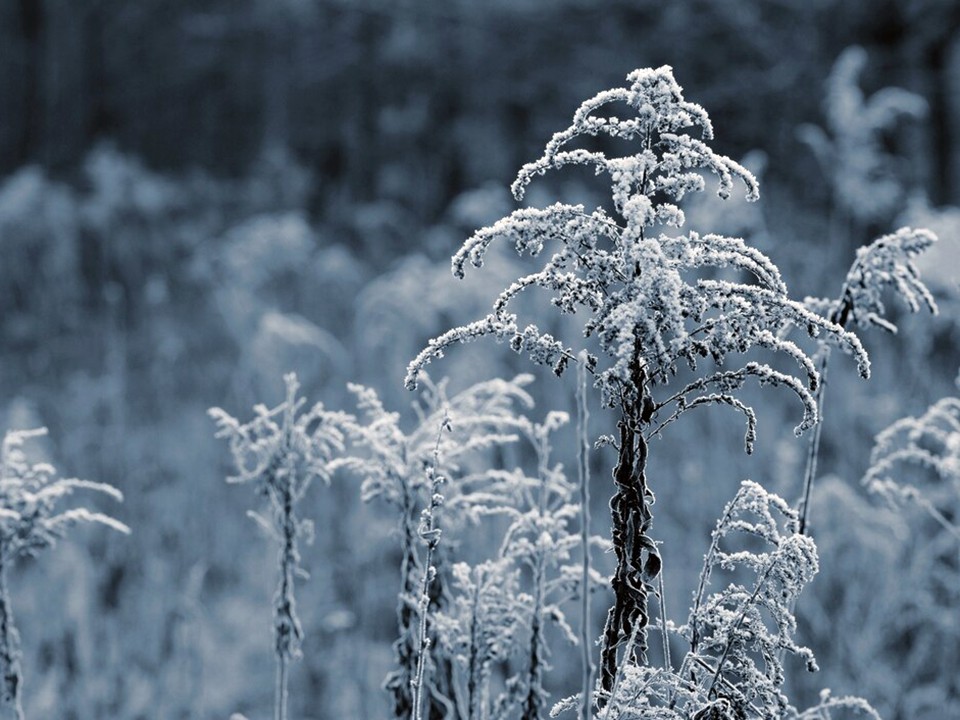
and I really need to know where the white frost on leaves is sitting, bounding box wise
[209,373,350,663]
[409,66,869,446]
[805,226,938,334]
[798,46,927,226]
[864,394,960,541]
[0,427,129,561]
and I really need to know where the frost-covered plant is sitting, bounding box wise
[804,227,937,335]
[797,46,927,228]
[798,227,937,533]
[335,375,535,719]
[412,414,450,720]
[0,427,129,720]
[434,559,530,720]
[679,481,819,717]
[864,391,960,542]
[209,374,347,720]
[563,482,877,720]
[406,66,868,705]
[829,385,960,717]
[493,409,607,720]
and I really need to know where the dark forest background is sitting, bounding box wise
[0,2,958,719]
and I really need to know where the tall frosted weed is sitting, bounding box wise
[407,66,879,716]
[196,60,947,720]
[336,375,538,718]
[209,373,348,720]
[0,428,128,720]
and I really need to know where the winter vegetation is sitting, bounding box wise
[0,3,959,719]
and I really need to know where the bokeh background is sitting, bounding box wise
[0,1,958,718]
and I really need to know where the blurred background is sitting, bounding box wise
[0,1,958,718]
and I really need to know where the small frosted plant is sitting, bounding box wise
[209,374,347,720]
[468,406,608,720]
[864,390,960,542]
[433,559,529,720]
[844,379,960,715]
[798,226,937,534]
[407,66,869,707]
[797,45,927,229]
[567,482,877,720]
[680,481,820,717]
[335,375,536,719]
[0,427,129,720]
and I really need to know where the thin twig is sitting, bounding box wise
[656,570,672,705]
[577,353,594,720]
[412,414,450,720]
[798,347,830,536]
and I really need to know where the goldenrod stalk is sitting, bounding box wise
[577,353,593,720]
[412,416,449,720]
[798,348,830,536]
[0,557,23,720]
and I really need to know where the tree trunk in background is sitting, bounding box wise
[14,0,44,169]
[946,34,960,204]
[42,0,86,169]
[258,0,290,156]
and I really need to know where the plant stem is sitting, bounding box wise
[599,402,655,704]
[522,424,550,720]
[798,348,830,536]
[467,574,482,720]
[275,655,287,720]
[385,479,420,719]
[577,354,594,720]
[522,566,544,720]
[411,526,438,720]
[0,556,23,720]
[412,417,448,720]
[275,479,296,720]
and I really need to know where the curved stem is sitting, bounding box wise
[682,483,747,680]
[706,558,778,699]
[798,347,830,536]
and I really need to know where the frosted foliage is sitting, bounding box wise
[333,375,539,720]
[209,374,348,664]
[209,374,347,499]
[0,427,128,720]
[853,389,960,716]
[679,482,819,717]
[0,428,129,560]
[580,482,879,720]
[798,46,927,224]
[498,412,608,621]
[407,66,868,438]
[805,227,938,333]
[433,560,530,720]
[492,412,608,720]
[897,195,960,291]
[337,374,535,527]
[864,394,960,540]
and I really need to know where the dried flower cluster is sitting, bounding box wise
[0,428,128,720]
[210,374,348,720]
